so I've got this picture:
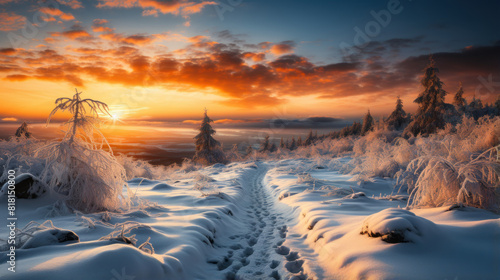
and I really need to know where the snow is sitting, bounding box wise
[1,158,499,279]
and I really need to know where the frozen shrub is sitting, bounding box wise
[406,157,461,208]
[404,147,500,212]
[36,89,130,213]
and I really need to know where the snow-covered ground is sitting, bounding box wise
[1,158,499,279]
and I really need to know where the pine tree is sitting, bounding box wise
[289,137,296,150]
[297,136,303,146]
[403,57,447,137]
[193,109,227,165]
[351,121,362,136]
[453,82,466,110]
[228,143,241,161]
[259,135,270,152]
[15,122,32,138]
[285,139,289,149]
[495,96,500,114]
[469,95,483,110]
[304,130,314,146]
[269,143,277,153]
[245,145,254,156]
[280,137,285,149]
[386,96,408,130]
[361,110,374,135]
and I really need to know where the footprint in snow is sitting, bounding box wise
[285,259,304,273]
[275,245,290,255]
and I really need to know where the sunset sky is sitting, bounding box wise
[0,0,499,127]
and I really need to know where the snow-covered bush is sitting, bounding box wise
[36,89,130,213]
[403,147,500,212]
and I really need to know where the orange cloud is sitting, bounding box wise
[50,29,92,40]
[0,12,26,31]
[270,41,295,55]
[56,0,84,9]
[181,1,216,15]
[142,9,158,17]
[97,0,215,16]
[1,117,18,121]
[39,7,75,21]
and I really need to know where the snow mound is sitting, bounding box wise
[360,208,436,243]
[1,173,45,199]
[22,228,79,249]
[151,183,174,190]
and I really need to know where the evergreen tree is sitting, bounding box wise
[228,143,241,161]
[259,135,270,152]
[193,109,227,165]
[469,95,484,110]
[403,57,447,137]
[15,122,32,138]
[351,121,362,135]
[269,143,277,153]
[289,137,296,150]
[453,82,466,110]
[297,136,303,146]
[245,145,254,156]
[280,137,285,149]
[495,96,500,114]
[386,96,408,130]
[304,130,314,146]
[361,110,374,135]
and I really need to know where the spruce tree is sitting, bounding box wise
[269,143,277,153]
[289,137,296,150]
[280,137,285,149]
[259,135,270,152]
[403,57,447,137]
[361,110,374,135]
[15,122,32,138]
[453,82,466,110]
[304,130,314,146]
[193,109,227,165]
[245,145,254,156]
[297,136,303,146]
[386,96,408,130]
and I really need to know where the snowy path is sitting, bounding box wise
[214,163,324,280]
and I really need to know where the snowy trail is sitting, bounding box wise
[215,163,324,280]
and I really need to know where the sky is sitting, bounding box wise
[0,0,499,128]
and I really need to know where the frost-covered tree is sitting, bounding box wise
[15,122,32,138]
[193,109,227,165]
[453,83,466,111]
[305,130,314,146]
[36,89,129,212]
[227,143,241,162]
[386,97,408,130]
[289,137,296,150]
[259,135,270,152]
[361,110,374,135]
[269,143,277,153]
[469,95,483,110]
[297,136,303,146]
[403,57,447,137]
[245,145,254,157]
[495,96,500,114]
